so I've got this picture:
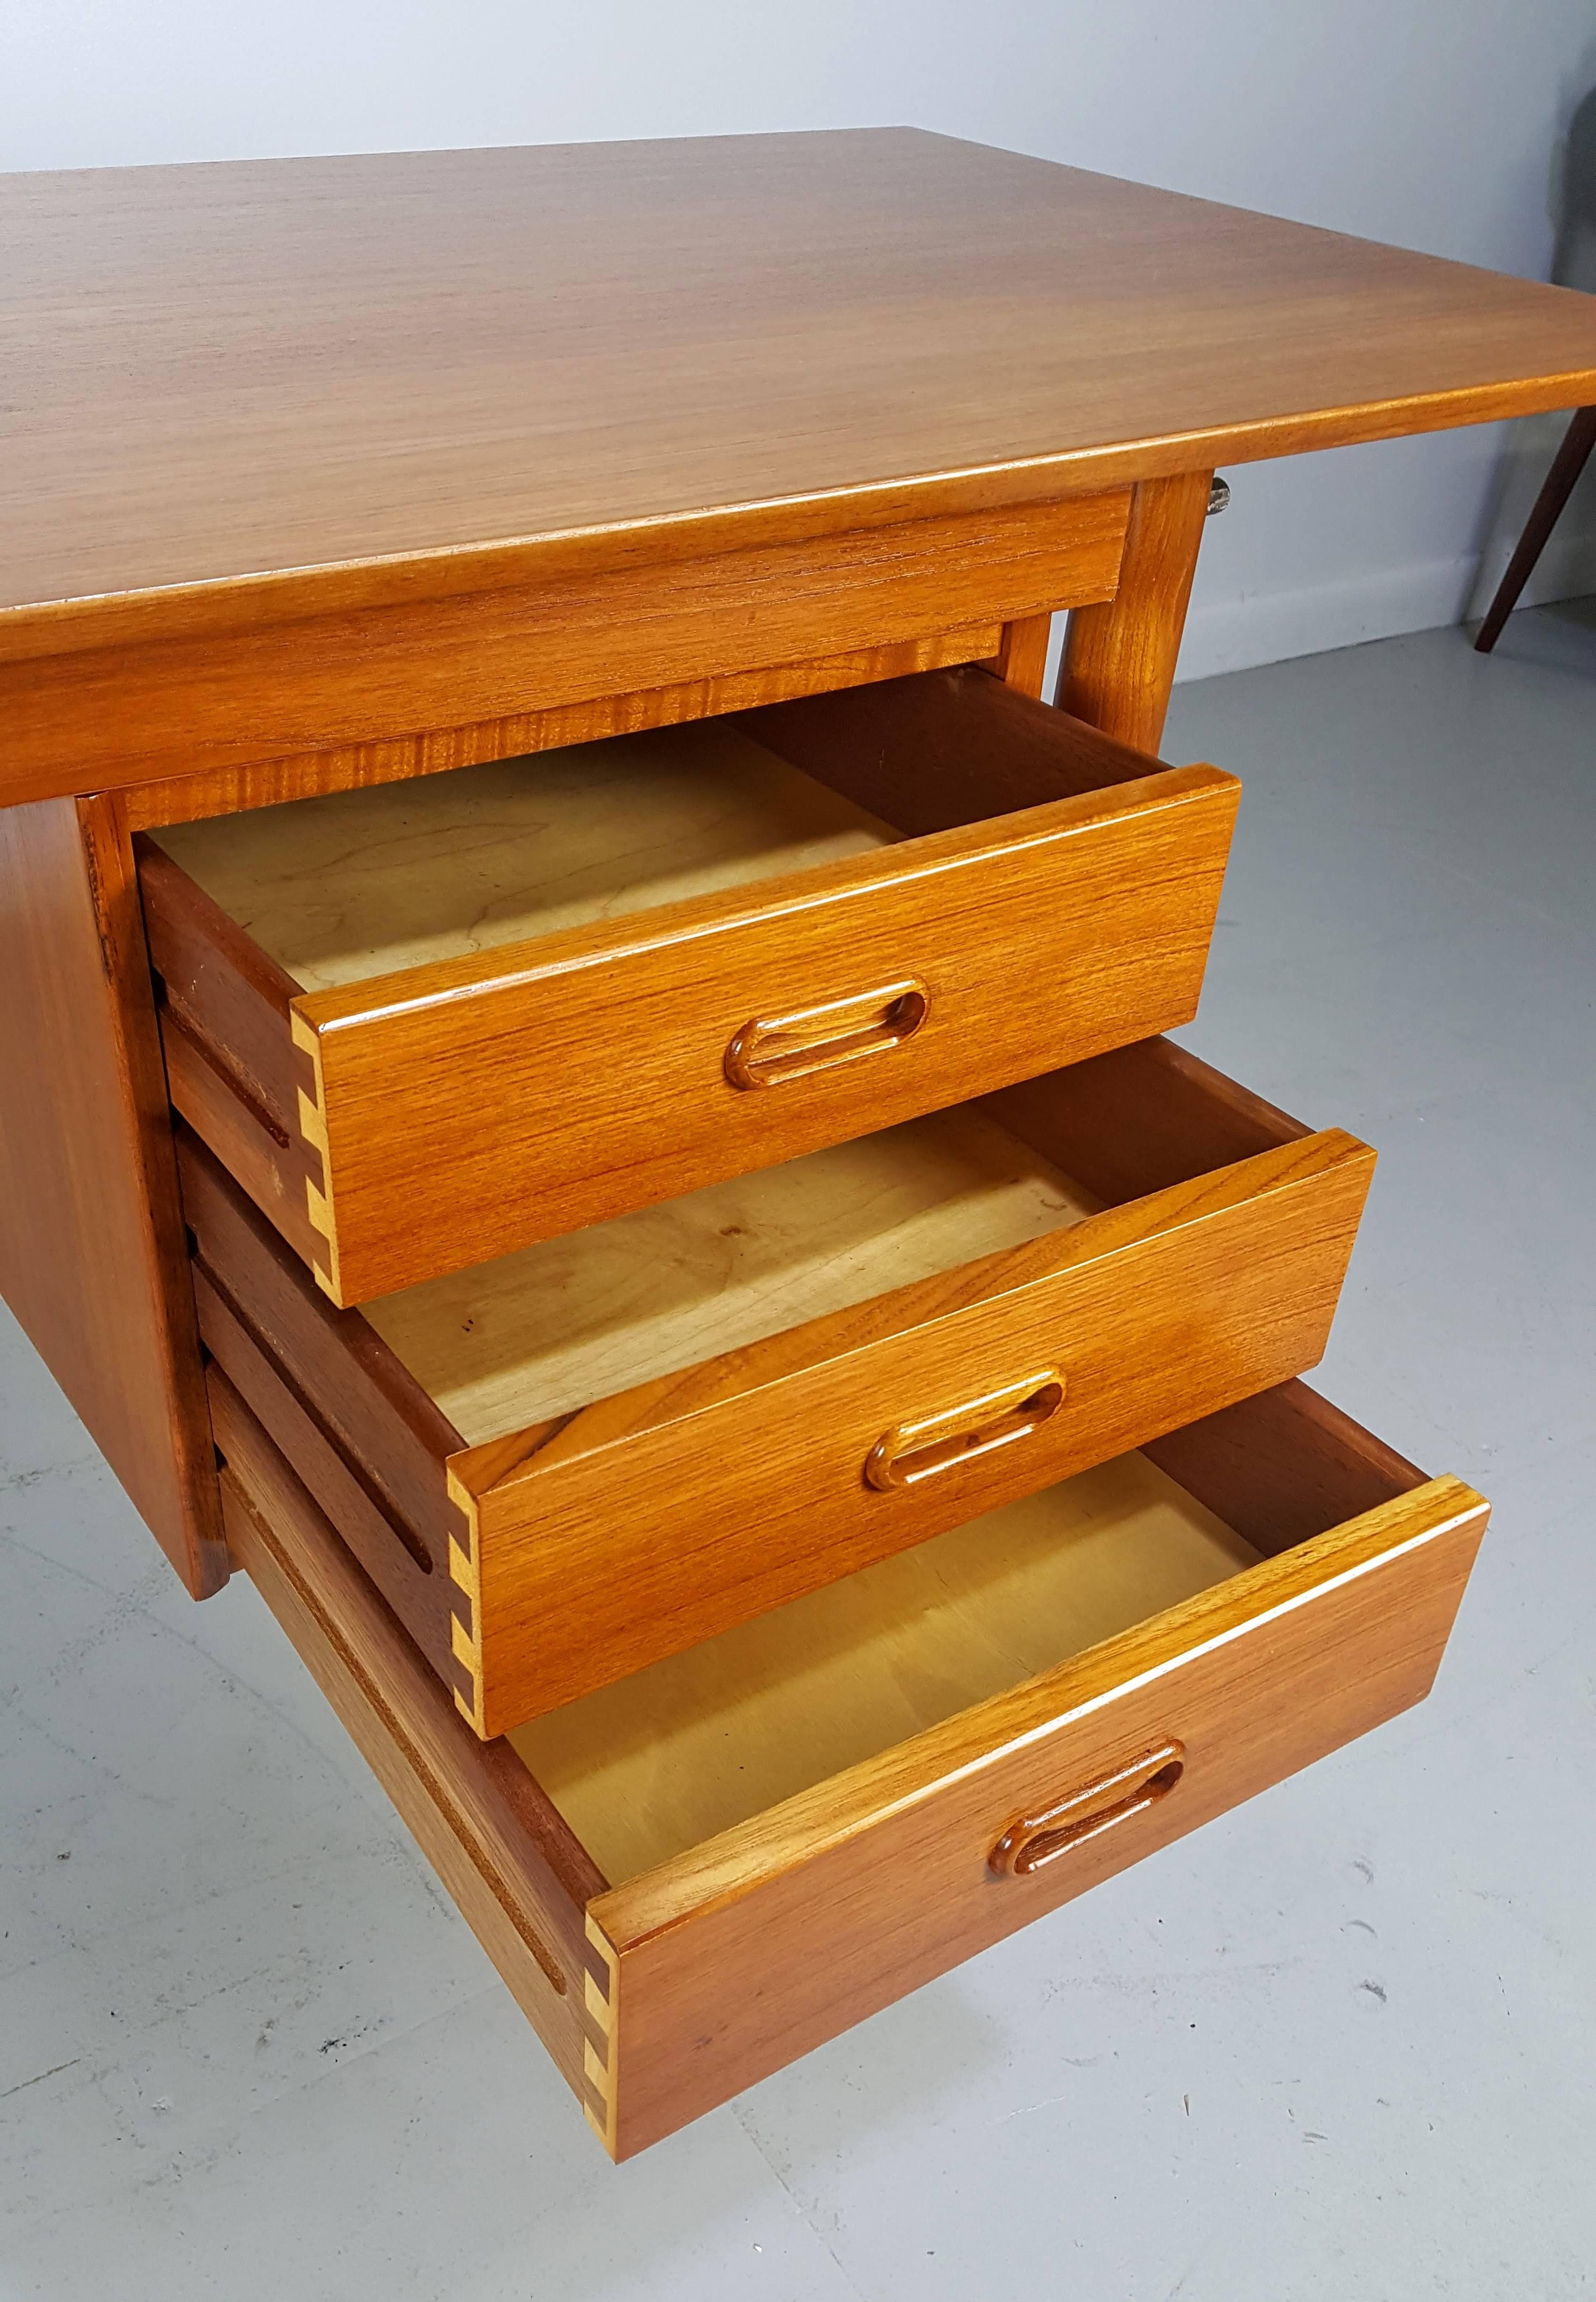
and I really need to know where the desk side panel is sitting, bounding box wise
[0,793,226,1593]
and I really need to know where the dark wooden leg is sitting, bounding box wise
[0,793,228,1594]
[1475,405,1596,654]
[1055,470,1213,754]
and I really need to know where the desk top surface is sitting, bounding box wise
[6,128,1596,660]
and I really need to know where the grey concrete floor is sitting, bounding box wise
[3,604,1593,2300]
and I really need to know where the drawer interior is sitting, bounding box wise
[140,664,1238,1304]
[143,665,1177,997]
[505,1373,1445,1887]
[150,723,900,993]
[510,1446,1262,1883]
[348,1030,1308,1450]
[216,1364,1482,2161]
[361,1100,1101,1443]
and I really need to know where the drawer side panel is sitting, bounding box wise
[179,1128,466,1681]
[212,1375,603,2105]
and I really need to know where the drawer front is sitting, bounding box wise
[217,1360,1485,2164]
[140,668,1239,1306]
[12,490,1130,799]
[293,767,1235,1302]
[450,1126,1374,1733]
[583,1427,1487,2158]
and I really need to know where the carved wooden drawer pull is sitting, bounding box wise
[989,1740,1186,1877]
[864,1370,1064,1492]
[724,979,928,1090]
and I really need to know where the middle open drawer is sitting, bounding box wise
[179,1033,1375,1738]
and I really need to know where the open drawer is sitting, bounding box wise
[178,1035,1376,1737]
[138,665,1239,1304]
[213,1366,1488,2161]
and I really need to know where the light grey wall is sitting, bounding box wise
[4,0,1594,677]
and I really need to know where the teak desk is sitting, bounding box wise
[5,131,1594,2158]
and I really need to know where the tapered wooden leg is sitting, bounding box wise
[1055,470,1214,753]
[0,793,228,1594]
[1474,405,1596,653]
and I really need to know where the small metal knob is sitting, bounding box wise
[1207,474,1231,517]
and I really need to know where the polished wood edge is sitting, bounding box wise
[288,760,1234,1033]
[119,626,1006,831]
[446,1127,1375,1504]
[593,1463,1489,1946]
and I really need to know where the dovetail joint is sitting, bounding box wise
[448,1613,486,1737]
[444,1469,486,1735]
[451,1684,487,1734]
[447,1532,479,1601]
[582,1914,620,2156]
[290,1013,343,1302]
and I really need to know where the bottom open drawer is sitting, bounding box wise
[213,1367,1487,2162]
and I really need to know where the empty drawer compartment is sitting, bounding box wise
[139,666,1239,1303]
[215,1370,1487,2160]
